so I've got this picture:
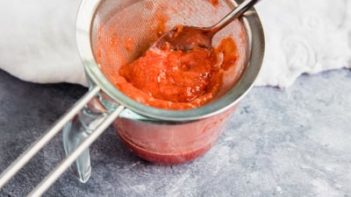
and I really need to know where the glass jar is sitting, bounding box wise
[66,0,264,182]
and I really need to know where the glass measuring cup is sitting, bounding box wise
[0,0,264,195]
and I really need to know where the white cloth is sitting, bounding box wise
[0,0,350,87]
[0,0,86,86]
[255,0,351,87]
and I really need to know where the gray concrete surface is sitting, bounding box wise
[0,69,350,197]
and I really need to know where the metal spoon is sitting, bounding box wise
[152,0,260,51]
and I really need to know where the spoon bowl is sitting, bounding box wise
[151,0,260,51]
[152,26,213,51]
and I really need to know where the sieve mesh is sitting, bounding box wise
[92,0,248,101]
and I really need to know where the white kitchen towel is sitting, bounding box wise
[0,0,350,87]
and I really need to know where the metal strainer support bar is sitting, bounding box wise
[0,86,100,189]
[28,105,125,196]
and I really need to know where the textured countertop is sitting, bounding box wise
[0,69,350,197]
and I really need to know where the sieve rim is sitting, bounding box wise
[76,0,265,122]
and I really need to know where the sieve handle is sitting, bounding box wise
[210,0,261,33]
[29,103,124,196]
[0,86,100,189]
[0,86,125,196]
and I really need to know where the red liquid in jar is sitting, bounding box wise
[115,107,235,164]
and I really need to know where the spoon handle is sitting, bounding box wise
[210,0,261,33]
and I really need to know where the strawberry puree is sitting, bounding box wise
[209,0,219,6]
[118,47,223,109]
[96,27,239,110]
[109,36,239,109]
